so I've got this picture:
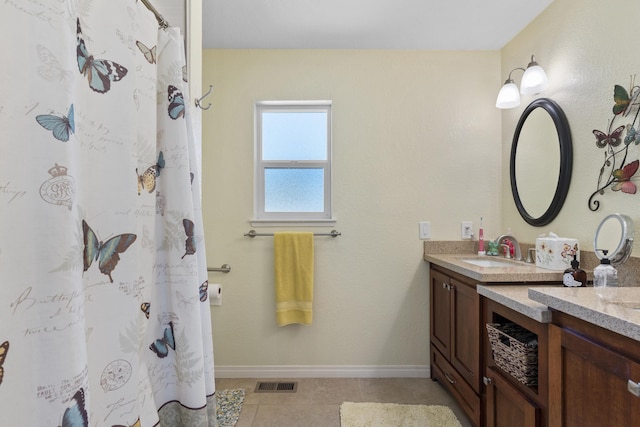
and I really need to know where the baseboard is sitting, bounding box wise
[214,365,430,379]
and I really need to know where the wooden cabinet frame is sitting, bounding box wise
[549,312,640,427]
[430,265,482,426]
[483,296,549,427]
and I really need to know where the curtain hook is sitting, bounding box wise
[194,85,213,110]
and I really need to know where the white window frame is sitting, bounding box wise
[253,100,334,226]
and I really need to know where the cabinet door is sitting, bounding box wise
[451,278,481,392]
[430,269,451,358]
[549,324,640,427]
[485,367,539,427]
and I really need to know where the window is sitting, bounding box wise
[254,101,333,223]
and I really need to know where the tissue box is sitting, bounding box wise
[535,233,579,271]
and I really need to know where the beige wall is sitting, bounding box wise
[202,0,640,374]
[201,50,501,373]
[501,0,640,250]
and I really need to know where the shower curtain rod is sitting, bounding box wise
[140,0,169,29]
[244,230,342,238]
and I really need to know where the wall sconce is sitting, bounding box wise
[496,55,549,109]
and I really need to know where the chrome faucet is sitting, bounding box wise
[494,234,522,261]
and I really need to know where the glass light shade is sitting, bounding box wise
[520,64,549,95]
[496,81,521,109]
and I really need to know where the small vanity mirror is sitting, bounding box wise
[593,213,635,264]
[510,98,573,226]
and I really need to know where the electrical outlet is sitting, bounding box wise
[461,221,473,239]
[419,222,431,240]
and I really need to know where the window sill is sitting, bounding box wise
[250,218,337,227]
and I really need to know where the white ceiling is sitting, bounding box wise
[201,0,555,50]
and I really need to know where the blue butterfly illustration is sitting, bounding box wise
[199,280,208,302]
[36,104,75,142]
[76,18,128,93]
[140,302,150,319]
[168,85,185,119]
[137,151,165,195]
[59,388,88,427]
[82,220,137,283]
[0,341,8,386]
[181,219,195,259]
[149,322,175,358]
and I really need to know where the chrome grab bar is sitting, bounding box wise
[207,264,231,273]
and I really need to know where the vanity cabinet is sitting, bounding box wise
[482,298,548,427]
[430,265,482,426]
[549,311,640,427]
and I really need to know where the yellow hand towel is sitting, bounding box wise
[274,232,314,326]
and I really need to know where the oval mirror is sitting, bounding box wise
[510,98,573,226]
[593,213,634,264]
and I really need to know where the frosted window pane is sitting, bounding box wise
[265,168,324,212]
[262,112,327,160]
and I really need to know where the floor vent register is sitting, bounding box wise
[254,381,298,393]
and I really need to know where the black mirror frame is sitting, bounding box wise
[510,98,573,227]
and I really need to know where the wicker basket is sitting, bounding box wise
[486,323,539,386]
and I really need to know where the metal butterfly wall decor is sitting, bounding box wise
[589,76,640,211]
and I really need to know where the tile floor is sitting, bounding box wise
[215,377,473,427]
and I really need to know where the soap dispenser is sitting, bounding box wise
[563,254,586,287]
[593,250,618,300]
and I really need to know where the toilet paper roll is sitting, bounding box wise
[209,283,222,306]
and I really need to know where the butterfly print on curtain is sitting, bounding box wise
[59,388,88,427]
[167,85,185,119]
[35,104,75,142]
[0,341,8,386]
[181,219,195,259]
[82,220,137,283]
[149,322,175,358]
[136,151,165,195]
[136,40,156,64]
[76,18,128,93]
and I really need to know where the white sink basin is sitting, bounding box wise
[460,258,520,268]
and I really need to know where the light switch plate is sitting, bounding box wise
[419,222,431,240]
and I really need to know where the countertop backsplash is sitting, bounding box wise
[424,240,640,287]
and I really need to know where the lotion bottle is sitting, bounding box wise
[563,254,586,287]
[593,250,618,301]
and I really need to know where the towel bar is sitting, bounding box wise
[207,264,231,273]
[244,230,341,238]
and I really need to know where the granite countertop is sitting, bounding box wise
[424,253,565,283]
[477,285,553,322]
[423,242,640,342]
[529,287,640,342]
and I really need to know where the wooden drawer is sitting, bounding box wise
[431,345,481,426]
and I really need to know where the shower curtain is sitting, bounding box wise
[0,1,216,425]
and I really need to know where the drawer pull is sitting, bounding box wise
[444,372,456,384]
[628,380,640,397]
[483,376,492,386]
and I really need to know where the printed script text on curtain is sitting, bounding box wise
[0,1,215,425]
